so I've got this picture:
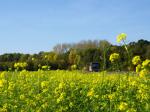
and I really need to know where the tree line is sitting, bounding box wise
[0,39,150,71]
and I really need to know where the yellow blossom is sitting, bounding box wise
[109,53,120,63]
[132,56,141,65]
[41,81,49,89]
[0,80,3,88]
[117,33,127,43]
[0,71,7,78]
[142,59,150,69]
[108,93,115,100]
[119,102,128,111]
[87,88,94,97]
[57,93,66,103]
[136,64,141,73]
[58,82,65,89]
[139,69,148,77]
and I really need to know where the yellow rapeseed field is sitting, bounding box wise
[0,70,149,112]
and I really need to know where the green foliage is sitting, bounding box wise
[68,49,78,65]
[0,39,150,71]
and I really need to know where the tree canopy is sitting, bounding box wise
[0,39,150,71]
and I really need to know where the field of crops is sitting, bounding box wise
[0,70,149,112]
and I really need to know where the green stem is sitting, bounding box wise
[122,40,131,72]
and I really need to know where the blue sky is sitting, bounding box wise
[0,0,150,54]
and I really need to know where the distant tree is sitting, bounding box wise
[99,40,111,51]
[69,49,78,65]
[99,40,111,70]
[0,39,150,71]
[145,45,150,59]
[53,43,71,54]
[43,52,58,62]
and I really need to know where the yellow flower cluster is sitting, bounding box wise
[139,69,148,78]
[41,65,50,71]
[0,80,3,87]
[118,102,128,111]
[132,56,141,65]
[41,81,49,89]
[132,56,150,77]
[142,59,150,69]
[109,53,120,63]
[116,33,127,43]
[71,64,77,70]
[87,88,94,97]
[57,92,66,103]
[136,64,141,73]
[14,62,28,70]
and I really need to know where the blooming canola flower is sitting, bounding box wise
[117,33,127,43]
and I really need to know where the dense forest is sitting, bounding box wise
[0,39,150,71]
